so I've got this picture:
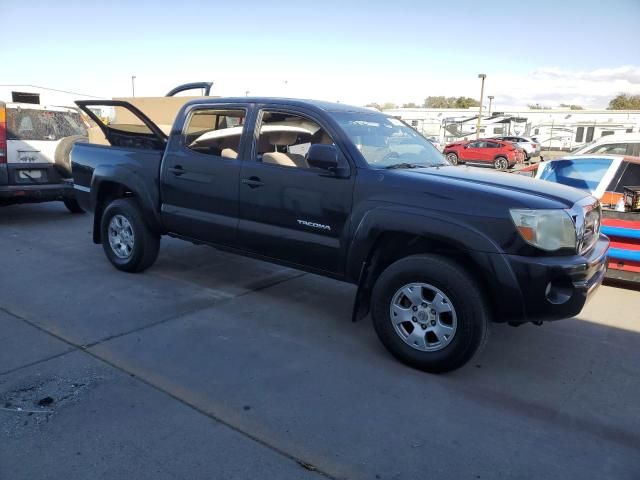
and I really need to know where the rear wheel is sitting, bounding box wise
[63,197,84,214]
[100,198,160,273]
[494,156,508,170]
[446,152,458,165]
[371,254,489,373]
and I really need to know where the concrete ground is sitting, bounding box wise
[1,202,639,480]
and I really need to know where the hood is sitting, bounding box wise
[390,165,589,209]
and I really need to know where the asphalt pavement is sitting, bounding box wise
[1,202,639,480]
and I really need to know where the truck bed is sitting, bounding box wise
[71,142,164,216]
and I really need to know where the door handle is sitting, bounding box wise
[241,176,264,188]
[169,165,185,176]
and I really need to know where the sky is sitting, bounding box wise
[2,0,640,108]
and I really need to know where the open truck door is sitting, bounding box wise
[75,100,168,150]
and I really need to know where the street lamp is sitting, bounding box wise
[488,95,495,116]
[131,75,136,97]
[476,74,486,139]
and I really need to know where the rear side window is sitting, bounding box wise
[607,162,640,193]
[185,109,245,158]
[6,108,87,141]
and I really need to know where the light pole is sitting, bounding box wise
[131,76,136,97]
[488,95,494,116]
[476,74,486,139]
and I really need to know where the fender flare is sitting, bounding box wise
[90,165,162,242]
[346,205,503,280]
[346,205,524,323]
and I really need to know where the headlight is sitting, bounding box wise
[510,209,576,251]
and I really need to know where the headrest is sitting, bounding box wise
[268,131,298,146]
[319,131,333,144]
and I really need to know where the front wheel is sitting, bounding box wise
[446,152,458,165]
[371,254,489,373]
[100,198,160,273]
[494,157,508,170]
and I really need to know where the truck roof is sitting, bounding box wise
[180,97,379,115]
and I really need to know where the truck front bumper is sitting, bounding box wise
[501,234,609,324]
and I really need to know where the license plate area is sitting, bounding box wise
[15,169,48,184]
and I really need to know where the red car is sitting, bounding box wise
[443,139,525,169]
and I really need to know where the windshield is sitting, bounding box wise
[6,108,87,141]
[332,112,447,168]
[539,158,612,193]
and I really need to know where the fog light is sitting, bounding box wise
[545,277,574,305]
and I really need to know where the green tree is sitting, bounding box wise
[453,97,480,108]
[424,96,480,108]
[365,102,381,110]
[528,103,551,110]
[380,102,398,110]
[559,103,584,110]
[402,102,419,108]
[423,96,450,108]
[608,93,640,110]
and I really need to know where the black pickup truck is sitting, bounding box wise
[71,98,609,372]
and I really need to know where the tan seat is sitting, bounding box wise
[221,148,237,159]
[263,152,297,167]
[261,131,308,168]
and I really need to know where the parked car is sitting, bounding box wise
[71,97,608,373]
[0,101,88,212]
[443,139,525,169]
[493,135,541,161]
[517,154,640,284]
[570,133,640,156]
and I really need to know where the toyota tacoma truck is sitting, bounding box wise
[71,97,609,373]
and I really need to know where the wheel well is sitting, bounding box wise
[93,181,134,243]
[353,232,495,321]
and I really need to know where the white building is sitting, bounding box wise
[385,107,640,150]
[0,85,100,108]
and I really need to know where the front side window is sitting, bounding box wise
[185,109,245,158]
[575,126,584,143]
[332,112,445,168]
[255,111,334,169]
[539,158,612,193]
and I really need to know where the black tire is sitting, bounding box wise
[446,152,458,165]
[53,135,88,178]
[371,254,489,373]
[63,197,85,214]
[494,156,508,170]
[100,198,160,273]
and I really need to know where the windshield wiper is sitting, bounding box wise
[384,163,446,170]
[384,163,421,169]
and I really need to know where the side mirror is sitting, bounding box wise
[463,144,469,149]
[307,144,349,178]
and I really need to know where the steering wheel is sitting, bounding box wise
[381,151,400,163]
